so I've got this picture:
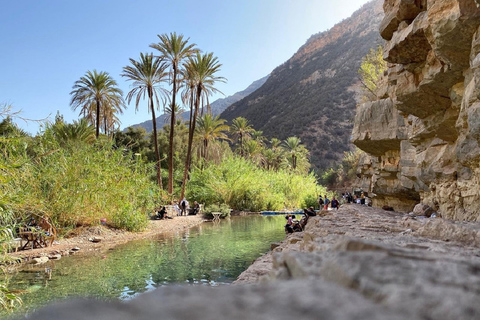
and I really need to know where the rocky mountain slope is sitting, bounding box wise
[128,75,268,132]
[352,0,480,219]
[221,0,384,171]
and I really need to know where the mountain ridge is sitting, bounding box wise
[221,0,384,172]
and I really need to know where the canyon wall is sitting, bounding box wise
[352,0,480,220]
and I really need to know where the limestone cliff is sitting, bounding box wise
[352,0,480,220]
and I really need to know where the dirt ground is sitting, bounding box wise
[9,215,205,262]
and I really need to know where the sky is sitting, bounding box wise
[0,0,371,135]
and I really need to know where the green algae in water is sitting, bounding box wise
[5,215,286,317]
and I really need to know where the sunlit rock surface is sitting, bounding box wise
[352,0,480,220]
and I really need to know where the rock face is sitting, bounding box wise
[352,0,480,220]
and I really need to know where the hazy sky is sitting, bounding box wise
[1,0,371,134]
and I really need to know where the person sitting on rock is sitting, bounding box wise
[156,206,167,220]
[190,201,200,215]
[285,214,294,234]
[305,207,316,216]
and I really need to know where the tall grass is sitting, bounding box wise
[187,155,323,211]
[2,135,159,233]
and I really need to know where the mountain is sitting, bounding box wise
[128,75,269,132]
[220,0,384,172]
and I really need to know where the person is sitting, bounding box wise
[190,201,200,215]
[284,214,294,234]
[156,206,167,219]
[27,217,37,228]
[318,195,324,210]
[180,198,189,216]
[331,197,339,210]
[324,195,330,210]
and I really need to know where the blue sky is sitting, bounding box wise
[0,0,371,134]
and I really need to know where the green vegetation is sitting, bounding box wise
[358,45,387,101]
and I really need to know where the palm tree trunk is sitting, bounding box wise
[168,67,178,195]
[204,139,208,161]
[149,87,163,190]
[180,89,194,200]
[95,98,100,138]
[180,86,201,199]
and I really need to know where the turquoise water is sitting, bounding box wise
[6,215,286,316]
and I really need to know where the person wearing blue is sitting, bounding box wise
[323,195,330,210]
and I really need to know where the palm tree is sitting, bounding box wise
[150,32,198,195]
[196,114,230,160]
[164,103,185,124]
[230,117,254,158]
[243,139,264,165]
[282,136,302,170]
[270,138,281,151]
[121,53,169,190]
[101,102,123,136]
[51,118,96,146]
[179,52,225,199]
[70,70,125,139]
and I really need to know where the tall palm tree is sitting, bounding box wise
[70,70,125,139]
[230,117,254,158]
[196,114,230,161]
[179,52,225,199]
[150,32,198,195]
[121,53,169,190]
[102,102,123,136]
[282,136,302,170]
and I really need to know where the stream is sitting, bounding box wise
[6,215,286,317]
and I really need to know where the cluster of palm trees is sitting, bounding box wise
[69,32,225,197]
[69,32,310,198]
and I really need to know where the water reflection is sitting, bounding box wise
[7,215,286,316]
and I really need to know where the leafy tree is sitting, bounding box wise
[113,127,150,157]
[150,32,198,195]
[70,70,125,138]
[122,53,169,190]
[358,45,387,100]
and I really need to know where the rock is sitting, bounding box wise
[412,203,435,217]
[29,256,49,265]
[353,0,480,220]
[270,242,281,250]
[89,237,102,243]
[48,254,62,260]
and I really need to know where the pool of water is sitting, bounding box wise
[6,215,286,316]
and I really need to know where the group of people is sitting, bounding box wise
[284,213,309,234]
[318,195,340,210]
[154,198,201,220]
